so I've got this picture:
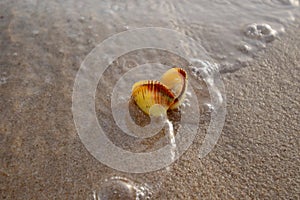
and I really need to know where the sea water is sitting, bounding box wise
[6,0,299,73]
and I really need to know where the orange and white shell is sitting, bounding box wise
[131,67,188,116]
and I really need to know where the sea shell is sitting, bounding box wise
[160,67,187,109]
[131,67,188,116]
[131,80,175,116]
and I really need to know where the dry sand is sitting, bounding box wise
[0,2,299,199]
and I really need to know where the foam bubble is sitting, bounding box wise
[0,76,8,85]
[95,176,152,200]
[244,23,278,43]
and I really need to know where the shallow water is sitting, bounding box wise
[4,0,299,72]
[1,0,299,199]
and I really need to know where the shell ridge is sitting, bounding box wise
[131,67,188,115]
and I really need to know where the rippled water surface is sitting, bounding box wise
[4,0,299,72]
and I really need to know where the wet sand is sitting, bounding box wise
[1,2,299,200]
[159,24,300,199]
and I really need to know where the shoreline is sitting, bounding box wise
[0,3,299,199]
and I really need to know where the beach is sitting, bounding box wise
[0,1,299,199]
[160,24,300,199]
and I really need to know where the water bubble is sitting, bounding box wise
[204,103,215,112]
[0,77,8,85]
[185,91,192,97]
[181,98,191,109]
[244,23,277,43]
[96,176,152,200]
[189,59,220,78]
[238,43,252,54]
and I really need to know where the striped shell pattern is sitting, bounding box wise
[131,67,188,116]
